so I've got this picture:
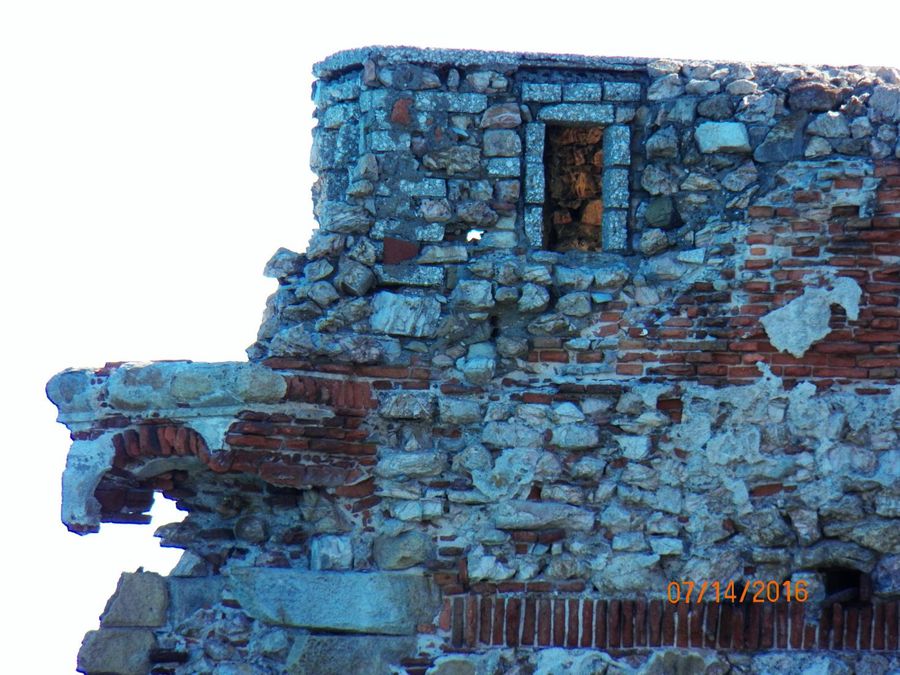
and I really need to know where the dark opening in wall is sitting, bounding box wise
[820,567,871,605]
[543,125,604,252]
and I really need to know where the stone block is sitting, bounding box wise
[228,568,440,635]
[287,635,418,675]
[101,571,168,627]
[78,629,155,675]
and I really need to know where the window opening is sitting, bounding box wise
[543,125,604,252]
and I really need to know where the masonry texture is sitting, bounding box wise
[48,46,900,674]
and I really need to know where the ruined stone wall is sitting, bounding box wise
[48,47,900,674]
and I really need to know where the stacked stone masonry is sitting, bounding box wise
[47,46,900,674]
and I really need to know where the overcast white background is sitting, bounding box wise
[2,2,899,671]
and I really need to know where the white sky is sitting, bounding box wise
[1,2,898,672]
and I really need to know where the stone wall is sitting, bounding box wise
[48,46,900,674]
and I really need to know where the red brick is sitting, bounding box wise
[581,600,594,648]
[492,598,505,646]
[521,597,536,647]
[873,602,885,651]
[887,601,898,651]
[390,97,413,125]
[595,600,608,648]
[732,605,745,651]
[451,597,464,647]
[616,363,644,375]
[860,605,873,650]
[704,603,719,648]
[688,604,703,648]
[790,602,804,649]
[776,602,789,648]
[648,600,662,647]
[719,604,733,648]
[832,603,844,649]
[382,237,419,265]
[748,206,775,218]
[439,599,451,632]
[552,598,565,646]
[661,601,676,647]
[818,603,832,649]
[479,597,492,645]
[565,599,579,647]
[506,598,521,647]
[537,598,551,647]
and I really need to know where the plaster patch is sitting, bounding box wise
[760,277,861,357]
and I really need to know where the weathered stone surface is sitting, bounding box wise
[310,534,353,570]
[517,283,549,313]
[551,423,599,449]
[373,531,432,569]
[694,121,751,153]
[648,74,683,100]
[639,228,669,256]
[451,280,494,309]
[228,568,439,635]
[480,103,521,128]
[370,292,441,338]
[423,146,481,174]
[491,500,594,531]
[377,451,447,478]
[808,111,850,138]
[287,635,418,675]
[788,82,846,111]
[317,201,373,233]
[78,629,156,675]
[795,541,877,572]
[483,129,521,157]
[379,390,434,419]
[760,277,861,357]
[334,259,375,297]
[101,571,168,627]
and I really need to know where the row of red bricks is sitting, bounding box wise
[440,594,900,652]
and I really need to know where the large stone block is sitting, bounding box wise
[78,628,156,675]
[101,571,168,627]
[227,568,440,635]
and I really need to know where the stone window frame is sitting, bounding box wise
[520,81,639,253]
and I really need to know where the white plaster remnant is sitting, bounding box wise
[759,277,861,358]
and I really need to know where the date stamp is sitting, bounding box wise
[667,580,809,604]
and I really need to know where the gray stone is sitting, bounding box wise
[872,554,900,596]
[869,85,900,122]
[518,283,550,313]
[604,81,641,101]
[796,541,877,572]
[418,244,467,264]
[101,572,168,627]
[376,451,447,479]
[646,127,678,159]
[485,158,520,177]
[685,78,719,96]
[805,137,833,158]
[695,121,751,153]
[483,129,521,157]
[78,629,156,675]
[722,161,759,190]
[451,280,494,309]
[370,292,442,338]
[808,111,850,138]
[552,424,599,449]
[556,292,592,317]
[374,531,431,570]
[399,178,446,197]
[602,168,629,208]
[287,635,417,675]
[304,258,334,281]
[334,259,374,297]
[482,422,542,448]
[727,78,758,96]
[379,391,434,420]
[310,535,353,570]
[602,210,628,252]
[648,74,683,100]
[378,64,440,90]
[234,515,268,543]
[228,568,439,635]
[318,201,373,233]
[644,197,675,228]
[422,146,481,174]
[437,397,482,425]
[427,656,478,675]
[264,247,303,279]
[639,228,669,256]
[641,163,679,195]
[563,83,604,101]
[650,537,684,556]
[603,125,631,165]
[789,82,846,111]
[538,104,614,124]
[554,266,594,291]
[522,83,561,102]
[760,277,861,358]
[697,94,735,120]
[491,500,594,531]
